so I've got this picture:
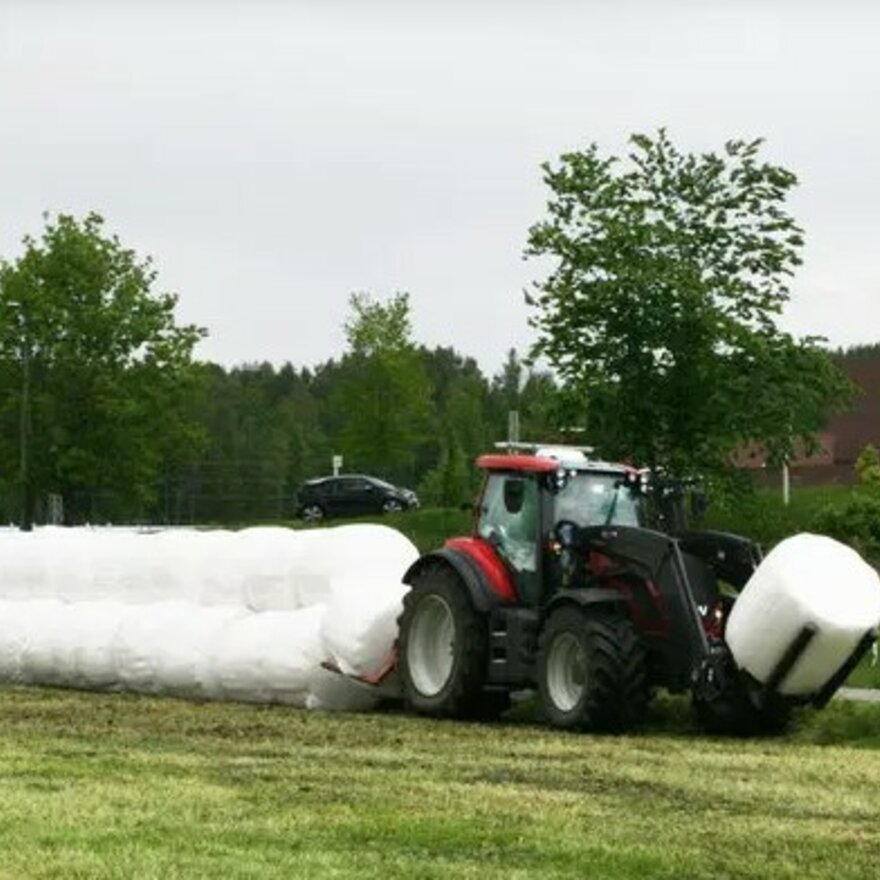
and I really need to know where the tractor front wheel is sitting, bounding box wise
[692,653,793,736]
[537,605,648,732]
[398,564,492,718]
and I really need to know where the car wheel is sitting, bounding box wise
[301,504,325,522]
[382,499,404,514]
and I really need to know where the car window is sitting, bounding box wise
[336,478,369,493]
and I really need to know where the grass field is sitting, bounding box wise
[704,484,857,549]
[846,651,880,688]
[0,685,879,879]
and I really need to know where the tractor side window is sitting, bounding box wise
[478,475,538,573]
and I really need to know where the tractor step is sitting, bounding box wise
[487,607,539,686]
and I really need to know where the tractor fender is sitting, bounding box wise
[402,548,501,613]
[540,588,631,627]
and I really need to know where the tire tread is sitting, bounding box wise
[398,562,490,718]
[538,605,649,732]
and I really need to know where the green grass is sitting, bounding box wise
[0,685,879,879]
[846,651,880,689]
[705,484,855,548]
[359,507,472,553]
[279,507,471,554]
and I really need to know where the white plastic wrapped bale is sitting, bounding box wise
[209,606,327,705]
[321,573,409,677]
[726,533,880,696]
[289,525,418,608]
[0,524,418,710]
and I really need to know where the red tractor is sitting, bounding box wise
[395,444,873,733]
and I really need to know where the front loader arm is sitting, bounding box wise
[580,525,712,689]
[676,530,763,592]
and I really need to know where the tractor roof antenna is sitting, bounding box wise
[506,410,520,454]
[495,440,537,453]
[493,440,597,458]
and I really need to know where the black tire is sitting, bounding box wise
[382,499,404,514]
[692,655,793,736]
[473,689,513,721]
[398,563,490,718]
[537,604,648,732]
[300,504,325,522]
[694,696,792,736]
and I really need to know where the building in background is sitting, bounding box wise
[738,350,880,487]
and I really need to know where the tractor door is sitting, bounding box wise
[476,472,542,604]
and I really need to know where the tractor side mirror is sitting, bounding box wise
[503,478,526,514]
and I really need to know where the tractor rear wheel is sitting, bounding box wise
[537,605,648,732]
[398,563,495,719]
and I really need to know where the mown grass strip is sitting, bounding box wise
[0,686,878,879]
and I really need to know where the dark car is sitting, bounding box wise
[294,474,419,521]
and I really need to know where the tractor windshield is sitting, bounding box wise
[552,472,641,529]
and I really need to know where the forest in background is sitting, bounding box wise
[16,339,869,528]
[141,345,556,524]
[0,341,559,525]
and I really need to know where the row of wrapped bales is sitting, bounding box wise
[0,525,417,710]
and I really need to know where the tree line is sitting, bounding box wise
[148,339,559,524]
[0,220,557,525]
[1,132,855,526]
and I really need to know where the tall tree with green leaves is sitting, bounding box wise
[0,212,206,525]
[418,431,471,508]
[487,349,561,444]
[419,345,491,477]
[526,130,851,476]
[331,292,431,484]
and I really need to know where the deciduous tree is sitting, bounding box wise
[0,213,206,525]
[332,292,431,483]
[526,131,851,476]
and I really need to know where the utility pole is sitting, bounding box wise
[507,410,520,449]
[19,313,33,531]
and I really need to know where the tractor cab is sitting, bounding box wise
[472,444,642,605]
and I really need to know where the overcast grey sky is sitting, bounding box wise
[2,1,879,373]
